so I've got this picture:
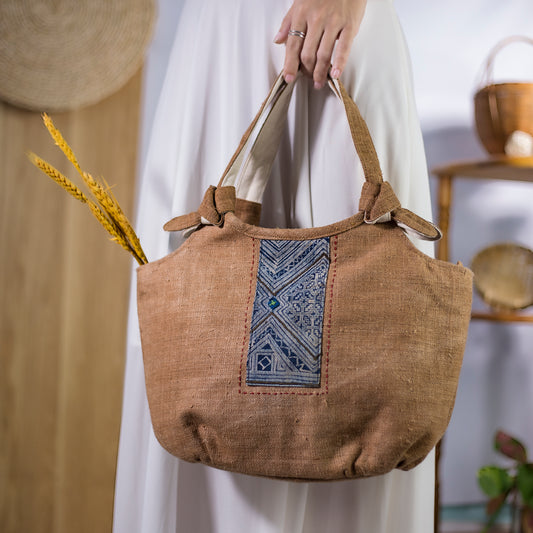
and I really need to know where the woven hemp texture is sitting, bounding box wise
[246,238,330,387]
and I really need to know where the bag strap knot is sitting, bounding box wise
[360,181,400,223]
[360,181,442,241]
[163,186,236,232]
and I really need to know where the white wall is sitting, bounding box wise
[139,0,533,506]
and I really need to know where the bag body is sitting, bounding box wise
[137,73,473,481]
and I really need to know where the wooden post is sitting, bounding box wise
[436,174,453,262]
[435,441,441,533]
[433,172,453,533]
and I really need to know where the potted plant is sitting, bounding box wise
[478,431,533,532]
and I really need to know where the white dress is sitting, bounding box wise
[113,0,436,531]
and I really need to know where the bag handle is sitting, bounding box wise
[164,71,441,241]
[218,72,383,204]
[217,73,295,198]
[478,35,533,88]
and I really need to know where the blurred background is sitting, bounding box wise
[1,0,533,531]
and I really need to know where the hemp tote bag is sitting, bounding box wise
[136,73,473,481]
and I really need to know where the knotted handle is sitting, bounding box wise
[479,35,533,88]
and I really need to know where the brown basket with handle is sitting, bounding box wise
[474,36,533,155]
[471,243,533,310]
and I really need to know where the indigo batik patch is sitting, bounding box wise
[246,238,330,387]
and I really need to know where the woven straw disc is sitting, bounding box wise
[471,243,533,310]
[0,0,155,112]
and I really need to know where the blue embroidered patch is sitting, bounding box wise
[246,238,330,387]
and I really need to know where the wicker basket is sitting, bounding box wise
[471,243,533,310]
[474,36,533,155]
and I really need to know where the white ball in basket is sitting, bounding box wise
[504,130,533,157]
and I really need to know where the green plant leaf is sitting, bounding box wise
[478,465,514,497]
[518,464,533,508]
[522,506,533,533]
[495,430,528,463]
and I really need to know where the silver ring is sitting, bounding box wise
[288,29,306,39]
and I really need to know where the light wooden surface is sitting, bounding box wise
[0,72,142,533]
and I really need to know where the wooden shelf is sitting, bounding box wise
[433,156,533,182]
[431,158,533,285]
[471,310,533,323]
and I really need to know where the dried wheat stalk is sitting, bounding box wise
[42,114,83,175]
[83,172,148,264]
[28,153,88,203]
[29,115,148,265]
[86,200,141,259]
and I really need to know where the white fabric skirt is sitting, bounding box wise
[114,0,436,531]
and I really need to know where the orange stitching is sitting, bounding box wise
[323,234,339,395]
[240,390,326,396]
[239,238,257,393]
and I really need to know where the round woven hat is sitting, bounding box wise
[0,0,156,112]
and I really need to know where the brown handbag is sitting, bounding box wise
[136,73,473,481]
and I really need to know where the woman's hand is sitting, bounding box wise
[274,0,367,88]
